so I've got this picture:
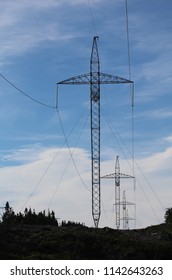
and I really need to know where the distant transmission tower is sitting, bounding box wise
[121,190,135,230]
[57,37,133,228]
[101,156,135,229]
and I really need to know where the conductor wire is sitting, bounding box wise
[125,0,134,169]
[125,0,132,82]
[0,73,56,109]
[48,110,91,208]
[87,0,98,35]
[57,110,91,193]
[125,0,136,226]
[19,105,90,215]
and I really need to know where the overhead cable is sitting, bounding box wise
[0,73,56,109]
[48,109,91,208]
[125,0,132,82]
[125,0,136,227]
[102,107,162,223]
[19,105,90,214]
[56,110,91,193]
[87,0,98,35]
[102,106,165,210]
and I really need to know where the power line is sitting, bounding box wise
[19,150,58,214]
[125,0,135,172]
[104,106,165,210]
[19,105,90,213]
[125,0,136,226]
[101,107,164,223]
[56,110,91,193]
[87,0,98,35]
[125,0,132,82]
[48,109,91,208]
[0,73,56,109]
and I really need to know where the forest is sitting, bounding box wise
[1,201,83,227]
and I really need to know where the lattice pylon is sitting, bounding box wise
[101,156,135,229]
[57,37,133,228]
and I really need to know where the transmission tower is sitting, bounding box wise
[121,190,135,230]
[57,37,133,228]
[101,156,135,229]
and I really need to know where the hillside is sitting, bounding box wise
[0,223,172,259]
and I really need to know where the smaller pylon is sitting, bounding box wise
[101,156,135,229]
[121,190,135,230]
[126,209,129,229]
[123,191,127,229]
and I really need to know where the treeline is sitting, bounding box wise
[61,220,85,227]
[1,202,85,227]
[1,202,58,226]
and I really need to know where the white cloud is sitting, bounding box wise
[0,0,113,67]
[164,135,172,143]
[1,144,44,164]
[127,4,172,106]
[135,108,172,120]
[136,146,172,174]
[0,141,171,229]
[0,0,84,65]
[0,146,92,224]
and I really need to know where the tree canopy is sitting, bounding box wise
[1,202,58,226]
[165,208,172,224]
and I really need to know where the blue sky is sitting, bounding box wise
[0,0,172,229]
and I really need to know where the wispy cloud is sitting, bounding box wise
[0,144,45,164]
[0,141,171,228]
[128,3,172,106]
[135,146,172,174]
[0,145,92,223]
[0,0,86,65]
[164,135,172,143]
[135,107,172,120]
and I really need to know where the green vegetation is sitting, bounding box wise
[0,222,172,260]
[165,208,172,224]
[0,202,172,260]
[1,202,58,226]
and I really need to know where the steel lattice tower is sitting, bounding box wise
[122,190,135,230]
[101,156,135,229]
[90,37,101,227]
[115,156,120,229]
[122,191,127,229]
[57,37,133,228]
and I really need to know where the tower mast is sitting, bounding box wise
[90,37,101,227]
[123,191,127,229]
[115,156,120,229]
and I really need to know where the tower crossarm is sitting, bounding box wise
[58,72,133,85]
[118,201,135,206]
[58,73,91,85]
[100,73,133,84]
[125,201,135,205]
[101,172,135,179]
